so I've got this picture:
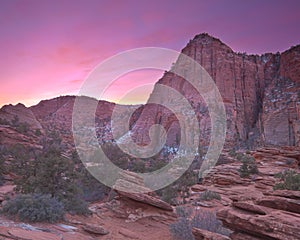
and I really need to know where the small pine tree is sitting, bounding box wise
[239,155,258,178]
[10,144,89,215]
[74,151,110,202]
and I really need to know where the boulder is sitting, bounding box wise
[117,190,173,211]
[114,171,173,211]
[82,224,109,235]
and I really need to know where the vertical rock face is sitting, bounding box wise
[279,45,300,84]
[262,46,300,146]
[262,77,299,146]
[131,33,300,148]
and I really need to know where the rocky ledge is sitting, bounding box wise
[114,170,174,211]
[190,146,300,240]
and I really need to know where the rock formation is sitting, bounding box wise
[1,34,299,151]
[130,33,300,148]
[190,146,300,240]
[192,227,230,240]
[0,33,299,240]
[114,170,173,211]
[0,103,42,130]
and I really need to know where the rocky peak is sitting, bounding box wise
[193,33,231,48]
[131,33,300,148]
[0,102,42,130]
[30,95,76,119]
[1,103,27,112]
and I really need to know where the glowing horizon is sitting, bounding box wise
[1,0,300,108]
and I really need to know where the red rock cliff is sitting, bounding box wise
[130,33,300,148]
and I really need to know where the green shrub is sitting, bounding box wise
[34,129,42,136]
[156,167,197,205]
[79,179,109,203]
[15,122,29,134]
[176,206,193,219]
[72,150,110,203]
[158,186,178,205]
[238,155,258,178]
[169,217,194,240]
[228,148,244,161]
[169,208,230,240]
[199,190,221,201]
[274,170,300,191]
[191,209,230,236]
[62,197,90,215]
[2,194,65,223]
[229,149,237,157]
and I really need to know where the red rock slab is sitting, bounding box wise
[217,206,300,240]
[192,227,230,240]
[264,189,300,199]
[232,201,267,215]
[8,228,61,240]
[255,196,300,214]
[63,232,94,240]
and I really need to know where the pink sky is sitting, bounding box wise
[0,0,300,107]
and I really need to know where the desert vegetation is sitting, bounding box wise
[156,166,197,205]
[274,170,300,191]
[238,154,258,178]
[169,206,230,240]
[199,190,221,201]
[1,194,65,222]
[4,144,90,218]
[0,132,111,222]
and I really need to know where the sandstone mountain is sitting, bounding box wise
[1,33,299,151]
[131,33,300,149]
[0,33,299,240]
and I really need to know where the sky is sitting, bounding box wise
[0,0,300,107]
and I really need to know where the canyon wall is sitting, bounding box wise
[131,33,300,148]
[1,33,299,149]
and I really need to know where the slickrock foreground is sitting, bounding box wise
[191,147,300,240]
[0,33,299,240]
[0,171,176,240]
